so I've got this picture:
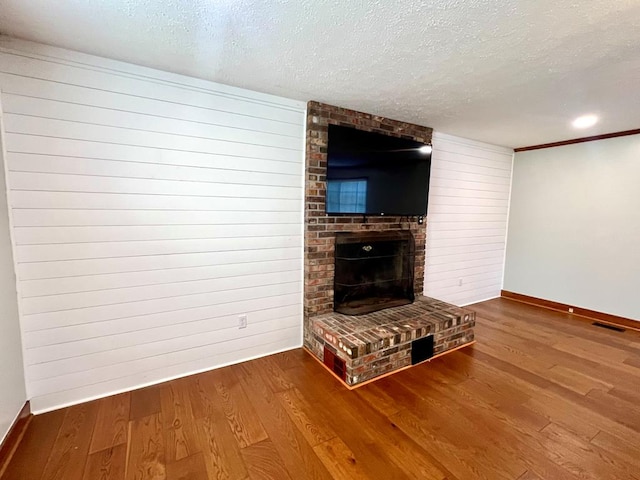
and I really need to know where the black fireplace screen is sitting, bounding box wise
[334,231,415,315]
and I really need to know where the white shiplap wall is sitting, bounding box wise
[0,38,306,413]
[425,132,513,306]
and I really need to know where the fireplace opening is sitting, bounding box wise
[334,231,415,315]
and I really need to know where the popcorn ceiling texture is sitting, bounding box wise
[1,1,639,147]
[303,101,432,350]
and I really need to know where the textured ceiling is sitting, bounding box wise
[0,0,639,148]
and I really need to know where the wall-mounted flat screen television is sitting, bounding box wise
[325,124,432,215]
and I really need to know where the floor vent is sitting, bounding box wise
[592,322,626,332]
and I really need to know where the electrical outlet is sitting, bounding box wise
[238,314,248,329]
[568,308,574,313]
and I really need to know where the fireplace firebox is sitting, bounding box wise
[334,231,415,315]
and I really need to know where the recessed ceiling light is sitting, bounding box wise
[572,114,598,129]
[419,145,432,154]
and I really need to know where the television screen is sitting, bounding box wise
[325,124,432,215]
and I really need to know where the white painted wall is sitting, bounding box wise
[0,105,27,444]
[425,132,514,306]
[504,135,640,321]
[0,38,306,412]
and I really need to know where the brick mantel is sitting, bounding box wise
[303,101,433,348]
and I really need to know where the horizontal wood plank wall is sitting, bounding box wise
[0,37,306,413]
[424,132,513,305]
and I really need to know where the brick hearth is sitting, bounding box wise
[308,297,475,386]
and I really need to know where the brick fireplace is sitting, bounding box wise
[303,102,431,331]
[303,101,475,386]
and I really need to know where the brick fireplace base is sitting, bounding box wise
[307,296,475,387]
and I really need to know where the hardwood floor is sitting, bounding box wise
[3,297,640,480]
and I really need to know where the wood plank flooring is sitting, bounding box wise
[3,297,640,480]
